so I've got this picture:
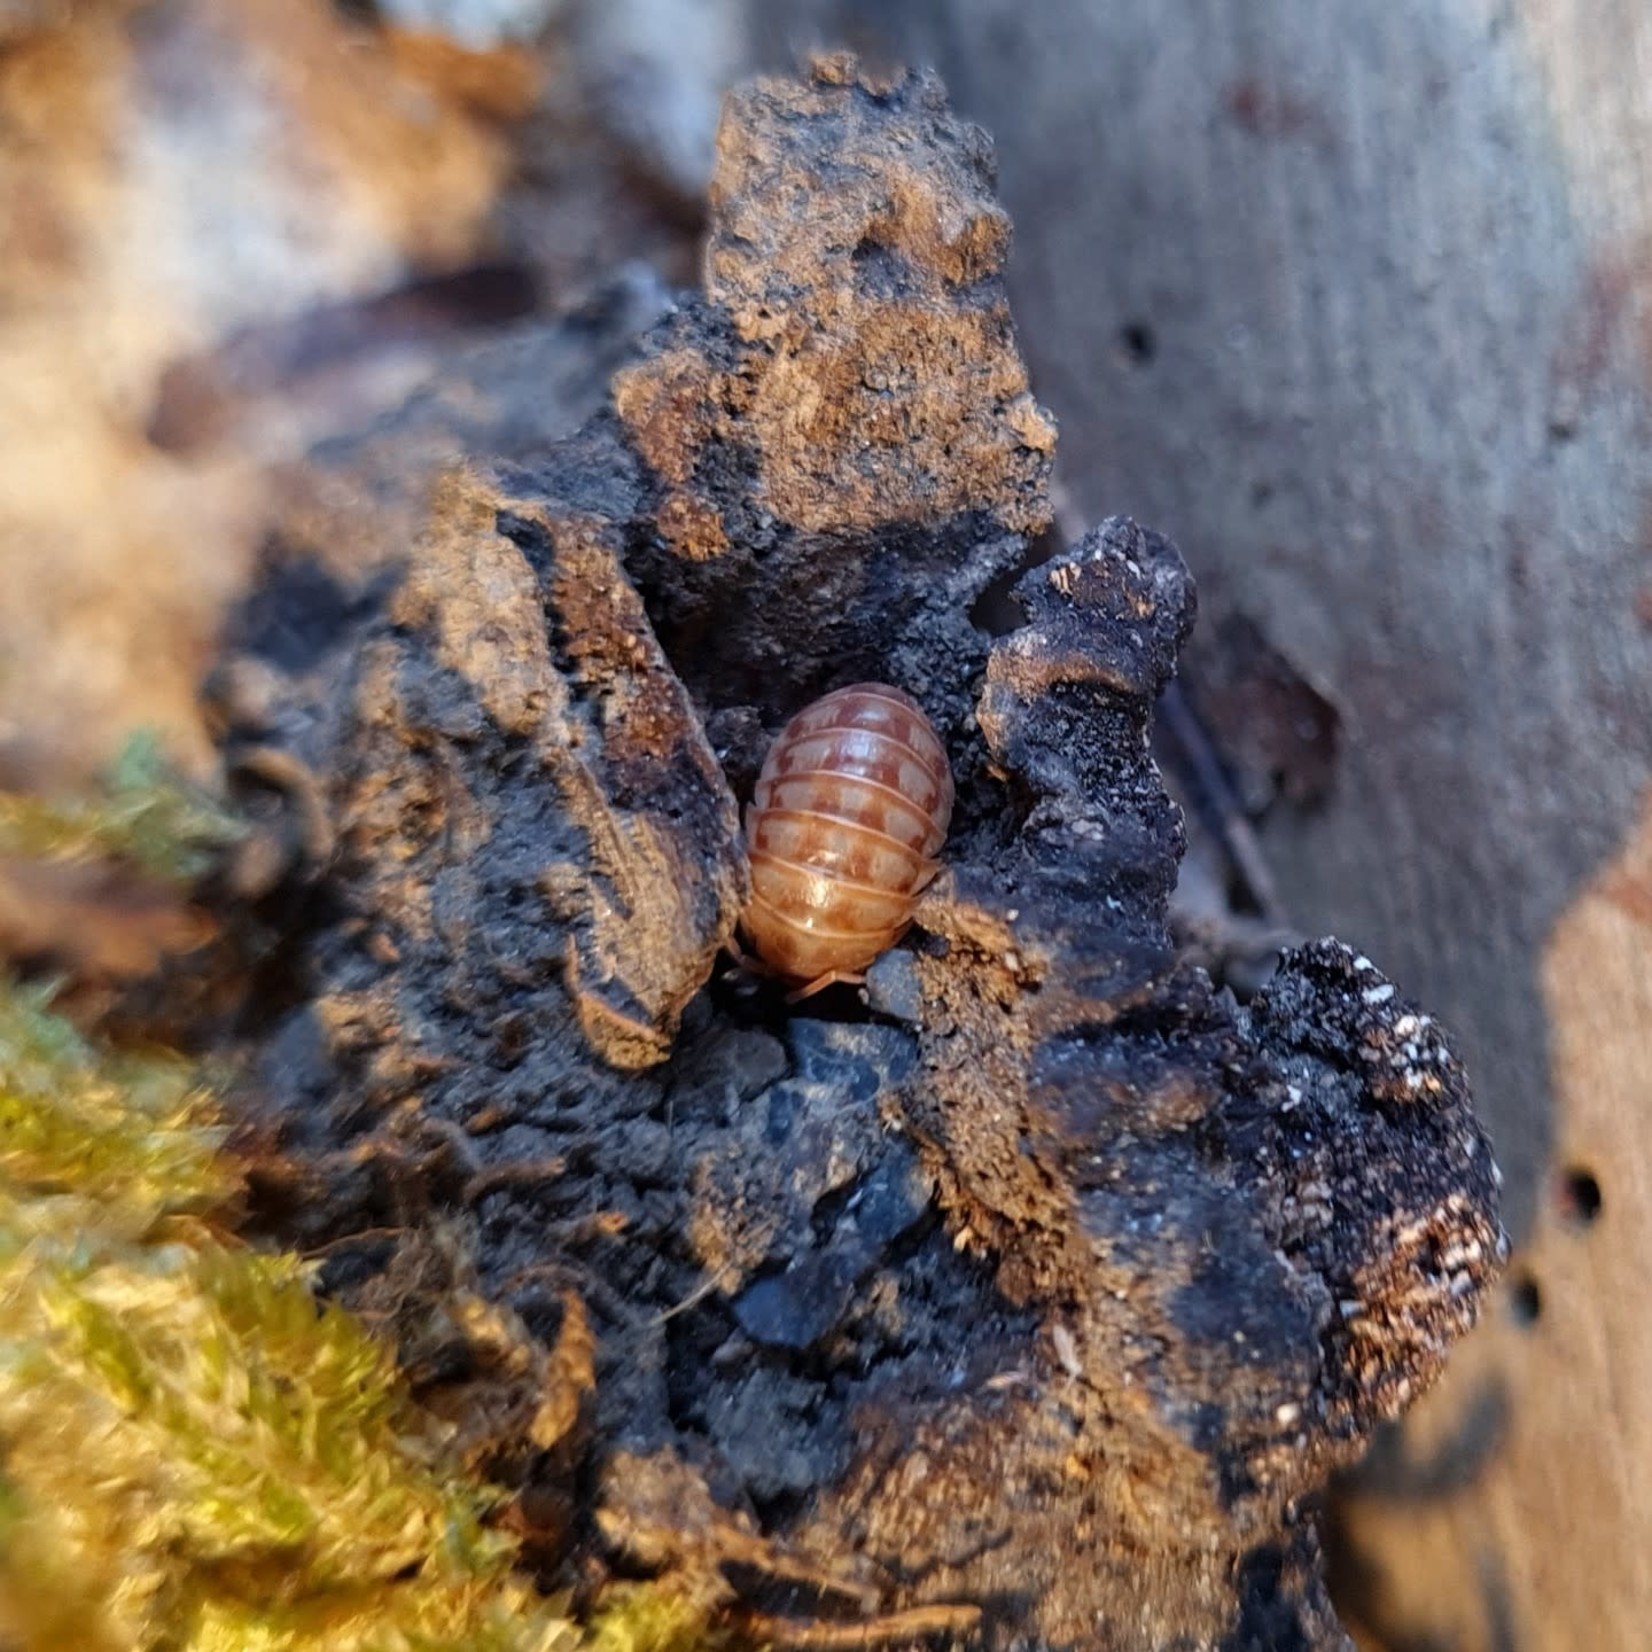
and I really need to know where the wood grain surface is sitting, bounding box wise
[759,3,1652,1645]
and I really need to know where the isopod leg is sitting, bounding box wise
[785,969,867,1003]
[723,930,775,983]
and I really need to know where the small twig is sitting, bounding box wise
[735,1603,983,1649]
[463,1103,517,1135]
[298,1224,406,1262]
[1156,682,1286,926]
[649,1264,735,1326]
[462,1156,569,1204]
[546,1209,631,1244]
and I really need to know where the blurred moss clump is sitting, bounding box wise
[0,730,244,886]
[0,981,586,1652]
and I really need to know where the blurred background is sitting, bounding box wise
[2,2,1647,1646]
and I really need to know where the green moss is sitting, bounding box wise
[0,983,603,1652]
[0,730,244,886]
[587,1586,721,1652]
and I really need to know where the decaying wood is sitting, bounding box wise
[210,58,1504,1651]
[766,6,1652,1646]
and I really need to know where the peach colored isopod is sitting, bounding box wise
[742,683,953,994]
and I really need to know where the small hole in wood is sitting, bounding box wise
[1119,321,1157,366]
[1507,1270,1542,1327]
[1557,1166,1602,1228]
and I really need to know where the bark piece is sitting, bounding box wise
[317,459,745,1074]
[613,54,1056,713]
[222,57,1504,1652]
[794,524,1503,1649]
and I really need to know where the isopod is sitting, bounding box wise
[741,683,953,995]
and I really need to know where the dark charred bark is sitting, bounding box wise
[213,57,1502,1652]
